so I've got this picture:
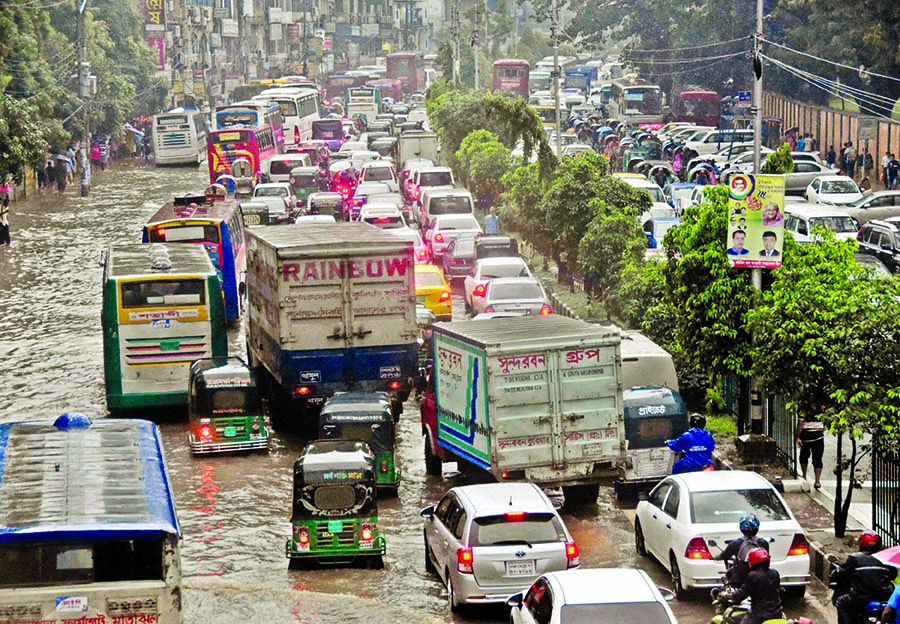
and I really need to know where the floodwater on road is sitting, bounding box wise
[0,161,836,623]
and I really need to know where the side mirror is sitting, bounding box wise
[506,593,524,609]
[657,587,676,602]
[419,505,435,519]
[637,491,649,502]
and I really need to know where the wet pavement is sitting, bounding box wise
[0,161,838,623]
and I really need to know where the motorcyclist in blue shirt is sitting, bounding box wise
[666,412,715,474]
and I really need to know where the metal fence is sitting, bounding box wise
[872,447,900,548]
[768,395,797,477]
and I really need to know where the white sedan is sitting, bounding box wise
[634,470,810,600]
[508,568,678,624]
[463,257,533,315]
[805,175,863,206]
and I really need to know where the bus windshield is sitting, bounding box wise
[147,223,220,244]
[121,279,206,307]
[216,110,260,128]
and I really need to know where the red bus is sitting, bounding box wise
[386,52,424,95]
[207,126,277,183]
[492,59,530,98]
[368,79,403,103]
[325,73,369,101]
[673,90,721,127]
[214,101,285,152]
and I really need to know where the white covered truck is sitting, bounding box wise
[246,223,418,427]
[420,316,625,506]
[398,131,439,166]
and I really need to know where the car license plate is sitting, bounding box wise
[506,560,535,576]
[583,442,605,456]
[307,396,325,405]
[416,295,426,303]
[224,426,237,438]
[327,520,343,533]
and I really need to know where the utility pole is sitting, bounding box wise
[550,0,561,159]
[450,0,460,86]
[237,0,248,83]
[77,0,91,197]
[472,8,479,91]
[750,0,764,435]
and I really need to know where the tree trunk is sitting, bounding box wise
[837,438,858,536]
[834,433,846,538]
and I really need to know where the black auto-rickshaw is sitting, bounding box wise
[306,192,344,220]
[239,200,271,227]
[289,166,320,208]
[319,392,399,493]
[285,439,386,569]
[187,357,268,454]
[613,386,687,500]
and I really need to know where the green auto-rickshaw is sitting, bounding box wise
[319,392,400,493]
[285,439,386,569]
[289,166,321,209]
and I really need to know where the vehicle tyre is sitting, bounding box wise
[634,521,648,557]
[784,584,806,599]
[288,558,308,571]
[366,556,384,570]
[424,531,436,573]
[562,483,600,508]
[424,436,442,476]
[670,554,688,600]
[447,573,461,613]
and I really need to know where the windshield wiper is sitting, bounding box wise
[490,539,533,547]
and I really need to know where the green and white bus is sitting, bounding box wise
[102,243,228,414]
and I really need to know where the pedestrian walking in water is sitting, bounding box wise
[55,158,67,193]
[45,160,56,189]
[36,161,47,190]
[0,198,10,246]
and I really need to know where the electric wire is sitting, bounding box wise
[624,36,750,54]
[624,51,746,66]
[762,38,900,85]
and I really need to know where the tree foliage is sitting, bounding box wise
[456,130,513,208]
[0,93,51,181]
[760,143,794,175]
[500,161,554,260]
[578,208,647,310]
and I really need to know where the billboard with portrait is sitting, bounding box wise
[726,173,785,269]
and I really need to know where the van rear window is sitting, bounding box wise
[419,172,453,187]
[470,513,567,546]
[431,196,472,215]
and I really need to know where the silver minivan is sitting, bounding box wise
[421,482,579,612]
[421,188,475,228]
[784,203,859,244]
[684,129,755,155]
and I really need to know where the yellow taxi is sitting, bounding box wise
[415,263,452,321]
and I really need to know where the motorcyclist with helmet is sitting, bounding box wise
[722,548,784,624]
[832,531,896,624]
[666,412,715,474]
[715,514,771,587]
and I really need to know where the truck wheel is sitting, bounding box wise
[562,483,600,508]
[390,396,403,422]
[424,437,442,476]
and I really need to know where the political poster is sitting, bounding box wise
[725,173,785,269]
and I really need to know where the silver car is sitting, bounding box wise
[425,214,483,260]
[421,482,580,612]
[474,277,552,317]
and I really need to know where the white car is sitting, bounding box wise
[295,214,336,223]
[472,277,552,317]
[805,175,864,206]
[634,470,810,600]
[359,203,407,229]
[425,214,483,260]
[359,161,400,192]
[463,257,533,314]
[508,568,678,624]
[252,182,295,223]
[421,482,580,611]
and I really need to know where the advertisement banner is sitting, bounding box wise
[147,36,165,69]
[141,0,166,31]
[726,173,785,269]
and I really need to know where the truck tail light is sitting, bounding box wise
[294,127,301,144]
[484,305,495,313]
[439,290,450,302]
[539,304,553,316]
[296,386,311,395]
[788,533,809,556]
[361,523,374,541]
[473,284,486,297]
[199,424,213,441]
[388,380,402,390]
[434,233,444,243]
[565,541,580,568]
[685,537,712,560]
[417,249,428,260]
[457,548,474,574]
[297,526,310,549]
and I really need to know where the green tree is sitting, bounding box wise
[747,231,900,535]
[759,143,794,175]
[499,161,554,261]
[455,130,513,209]
[0,93,51,182]
[578,208,647,311]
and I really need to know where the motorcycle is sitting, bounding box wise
[829,555,890,624]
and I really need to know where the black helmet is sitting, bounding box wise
[739,513,760,536]
[690,413,706,429]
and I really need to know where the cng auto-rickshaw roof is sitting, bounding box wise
[189,356,255,387]
[295,440,376,480]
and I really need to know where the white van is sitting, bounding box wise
[784,203,859,244]
[264,153,312,183]
[420,188,475,228]
[684,129,756,155]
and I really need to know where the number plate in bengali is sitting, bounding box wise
[327,520,343,533]
[506,560,535,576]
[224,426,237,437]
[583,443,605,456]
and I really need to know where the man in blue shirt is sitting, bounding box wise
[666,413,715,473]
[485,206,500,235]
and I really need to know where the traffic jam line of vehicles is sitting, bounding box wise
[2,76,829,624]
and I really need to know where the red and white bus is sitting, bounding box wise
[386,52,425,95]
[673,89,721,128]
[207,126,277,183]
[492,59,530,98]
[214,100,285,152]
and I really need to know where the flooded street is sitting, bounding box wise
[0,162,836,623]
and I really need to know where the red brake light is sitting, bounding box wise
[685,537,712,560]
[294,127,301,143]
[375,216,389,222]
[439,290,450,302]
[298,527,310,545]
[417,250,427,259]
[156,227,166,238]
[380,461,388,473]
[199,424,213,441]
[251,419,261,432]
[505,511,527,521]
[457,547,474,574]
[402,170,410,178]
[361,523,374,541]
[434,233,444,243]
[788,533,809,556]
[388,381,402,390]
[296,386,311,395]
[484,305,495,313]
[539,304,553,316]
[565,541,580,568]
[473,284,487,297]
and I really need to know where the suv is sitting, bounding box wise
[857,219,900,273]
[410,166,455,205]
[420,482,579,612]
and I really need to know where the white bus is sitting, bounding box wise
[253,87,320,147]
[0,414,182,623]
[151,107,208,165]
